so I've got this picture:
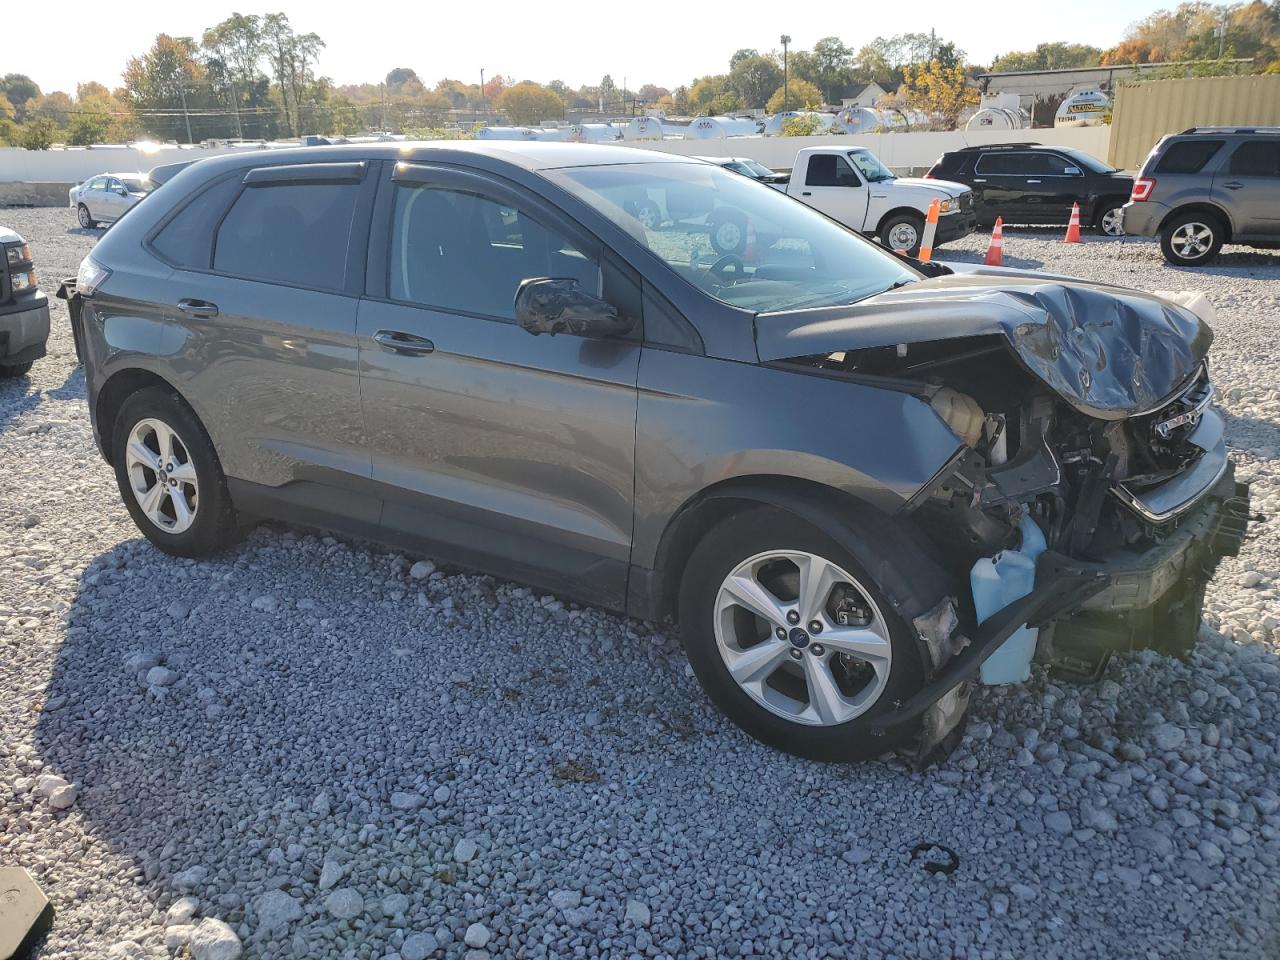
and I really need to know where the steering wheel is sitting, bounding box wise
[709,255,745,283]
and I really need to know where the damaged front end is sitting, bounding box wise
[759,276,1253,754]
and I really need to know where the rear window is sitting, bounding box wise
[213,182,358,289]
[1228,140,1280,177]
[1155,140,1224,174]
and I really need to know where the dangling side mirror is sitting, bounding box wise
[513,278,634,338]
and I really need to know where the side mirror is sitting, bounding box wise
[114,186,128,196]
[513,278,634,338]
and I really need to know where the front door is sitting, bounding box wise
[973,152,1035,222]
[794,154,870,231]
[357,164,642,608]
[1215,139,1280,235]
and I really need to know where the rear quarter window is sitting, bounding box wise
[213,181,359,289]
[1154,140,1224,175]
[150,174,245,269]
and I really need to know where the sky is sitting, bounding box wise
[23,0,1173,95]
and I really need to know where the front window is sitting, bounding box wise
[1060,148,1115,174]
[548,162,917,314]
[847,149,894,183]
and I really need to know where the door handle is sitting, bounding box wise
[1222,181,1244,190]
[177,298,218,319]
[373,330,435,355]
[801,191,812,196]
[972,178,987,183]
[1026,179,1042,184]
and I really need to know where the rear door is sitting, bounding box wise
[1215,139,1280,235]
[356,163,642,608]
[149,161,378,525]
[793,153,870,230]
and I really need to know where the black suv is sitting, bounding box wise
[0,226,50,377]
[1122,127,1280,265]
[926,144,1134,236]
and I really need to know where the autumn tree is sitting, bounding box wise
[688,75,740,114]
[991,42,1104,72]
[899,60,978,129]
[496,82,564,125]
[0,74,40,121]
[766,78,823,113]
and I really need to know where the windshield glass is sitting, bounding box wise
[1060,148,1116,174]
[847,149,895,182]
[725,159,777,179]
[548,162,917,313]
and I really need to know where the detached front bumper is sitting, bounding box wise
[0,291,50,366]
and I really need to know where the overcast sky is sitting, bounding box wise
[24,0,1169,95]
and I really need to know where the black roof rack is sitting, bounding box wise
[953,142,1043,152]
[1177,126,1280,136]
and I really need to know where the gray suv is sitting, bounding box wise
[1123,127,1280,265]
[75,143,1250,762]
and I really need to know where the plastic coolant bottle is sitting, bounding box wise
[971,515,1047,685]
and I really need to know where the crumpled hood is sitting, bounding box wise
[755,270,1213,420]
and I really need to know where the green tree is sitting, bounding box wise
[17,117,59,149]
[688,75,740,114]
[767,78,823,113]
[990,42,1104,72]
[781,113,825,135]
[202,13,264,138]
[728,54,782,108]
[496,82,564,125]
[0,74,40,121]
[810,36,855,101]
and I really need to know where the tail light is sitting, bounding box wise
[1131,177,1156,202]
[923,167,937,179]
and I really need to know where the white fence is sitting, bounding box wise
[0,126,1114,189]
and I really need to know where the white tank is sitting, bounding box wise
[831,107,883,134]
[1055,87,1110,127]
[567,123,624,143]
[760,112,834,136]
[622,116,669,140]
[965,107,1025,131]
[475,126,540,141]
[686,116,761,139]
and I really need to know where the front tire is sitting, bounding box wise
[879,212,924,256]
[77,203,97,229]
[1160,212,1224,266]
[111,386,240,557]
[678,507,925,761]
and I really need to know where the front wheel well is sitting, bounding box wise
[96,368,182,465]
[1160,204,1233,241]
[876,207,925,237]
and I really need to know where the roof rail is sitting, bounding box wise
[955,142,1043,152]
[1178,126,1280,135]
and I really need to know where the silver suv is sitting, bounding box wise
[73,143,1250,763]
[1122,127,1280,265]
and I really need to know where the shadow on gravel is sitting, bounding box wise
[936,249,1046,270]
[0,374,43,434]
[47,364,87,402]
[26,521,1280,957]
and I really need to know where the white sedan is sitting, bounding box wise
[69,172,152,228]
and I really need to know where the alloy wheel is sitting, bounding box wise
[1100,207,1125,237]
[714,221,742,251]
[1170,221,1214,260]
[77,204,92,228]
[713,550,893,726]
[125,418,199,534]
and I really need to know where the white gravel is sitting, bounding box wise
[2,207,1279,958]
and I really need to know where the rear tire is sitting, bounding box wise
[77,203,96,229]
[0,361,33,378]
[111,386,240,558]
[678,507,925,761]
[879,212,924,256]
[1160,212,1224,266]
[1095,200,1126,237]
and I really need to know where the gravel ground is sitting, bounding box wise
[2,206,1279,960]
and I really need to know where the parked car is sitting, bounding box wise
[694,156,790,188]
[925,143,1133,236]
[74,142,1249,762]
[68,172,153,228]
[1123,127,1280,265]
[784,146,976,255]
[0,225,50,377]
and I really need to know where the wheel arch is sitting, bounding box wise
[95,367,186,465]
[1091,194,1129,224]
[876,206,926,237]
[637,474,956,628]
[1160,203,1234,241]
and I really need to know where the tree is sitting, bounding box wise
[728,54,782,108]
[0,74,40,121]
[767,78,823,113]
[27,92,74,125]
[781,113,825,135]
[991,42,1104,72]
[899,60,978,129]
[496,82,564,124]
[636,83,669,104]
[811,36,856,101]
[0,93,13,121]
[17,117,58,149]
[688,75,740,114]
[202,13,264,138]
[598,74,619,112]
[122,34,211,141]
[385,67,420,93]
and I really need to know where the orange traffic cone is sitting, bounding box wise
[1064,203,1082,243]
[984,217,1004,266]
[918,198,941,263]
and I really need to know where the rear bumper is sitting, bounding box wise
[1121,200,1170,238]
[0,292,50,365]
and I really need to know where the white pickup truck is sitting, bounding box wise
[780,146,976,254]
[701,148,976,255]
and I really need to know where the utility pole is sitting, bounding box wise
[380,82,387,131]
[178,83,193,144]
[780,35,791,111]
[480,68,486,120]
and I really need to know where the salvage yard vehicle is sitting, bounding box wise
[925,143,1133,236]
[694,156,791,188]
[68,172,152,228]
[0,225,49,377]
[74,142,1250,762]
[783,146,976,256]
[1122,127,1280,265]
